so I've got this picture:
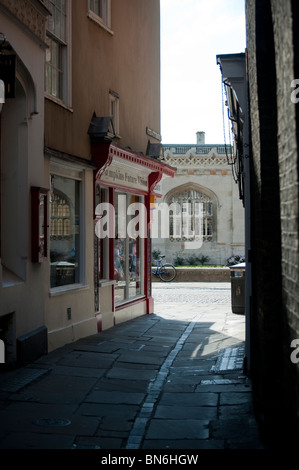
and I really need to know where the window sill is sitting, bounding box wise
[87,10,114,35]
[50,283,89,297]
[45,94,73,113]
[115,295,146,308]
[99,279,116,287]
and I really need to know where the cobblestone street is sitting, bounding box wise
[152,282,231,305]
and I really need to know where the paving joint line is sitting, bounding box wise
[125,312,203,449]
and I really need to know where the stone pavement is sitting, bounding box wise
[0,283,268,456]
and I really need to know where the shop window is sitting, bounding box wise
[50,175,81,288]
[167,188,214,242]
[114,192,145,304]
[45,0,72,106]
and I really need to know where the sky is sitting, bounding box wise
[160,0,246,145]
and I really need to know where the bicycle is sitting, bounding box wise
[152,255,177,282]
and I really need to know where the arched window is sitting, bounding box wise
[166,186,216,242]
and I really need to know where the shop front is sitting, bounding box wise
[90,138,175,331]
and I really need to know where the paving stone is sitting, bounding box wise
[219,391,252,406]
[0,402,99,436]
[94,378,149,393]
[108,361,158,370]
[98,416,135,432]
[91,342,121,353]
[154,404,217,420]
[145,419,210,440]
[219,404,253,419]
[171,363,214,373]
[57,351,117,369]
[211,417,261,441]
[96,429,130,439]
[52,365,106,378]
[196,381,252,393]
[165,373,203,386]
[163,382,196,392]
[85,390,145,405]
[106,367,158,380]
[0,368,49,392]
[77,403,138,419]
[10,375,97,405]
[159,392,218,407]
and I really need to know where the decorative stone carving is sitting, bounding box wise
[0,0,48,42]
[163,150,229,168]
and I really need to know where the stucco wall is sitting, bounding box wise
[45,0,161,159]
[0,3,49,363]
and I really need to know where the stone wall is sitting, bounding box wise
[152,267,230,283]
[154,142,245,266]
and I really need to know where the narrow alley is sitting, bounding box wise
[0,282,267,456]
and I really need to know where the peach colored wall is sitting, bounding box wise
[45,0,161,158]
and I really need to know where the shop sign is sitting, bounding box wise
[101,164,148,191]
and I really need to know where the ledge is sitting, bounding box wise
[49,284,90,296]
[152,267,230,283]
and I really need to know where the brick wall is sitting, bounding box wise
[272,0,299,443]
[246,0,299,446]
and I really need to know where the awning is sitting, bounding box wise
[88,115,176,195]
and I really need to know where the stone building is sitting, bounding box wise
[153,132,245,266]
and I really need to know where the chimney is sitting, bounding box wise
[196,131,205,145]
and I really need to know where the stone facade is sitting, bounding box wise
[153,133,245,266]
[246,0,299,446]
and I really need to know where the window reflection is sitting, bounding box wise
[114,192,144,304]
[50,175,80,288]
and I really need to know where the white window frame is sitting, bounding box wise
[109,90,120,137]
[45,0,72,109]
[87,0,113,35]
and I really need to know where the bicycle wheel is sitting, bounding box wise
[158,263,177,282]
